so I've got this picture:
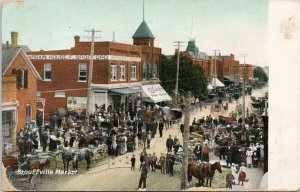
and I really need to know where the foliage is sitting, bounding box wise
[160,53,208,97]
[253,67,268,83]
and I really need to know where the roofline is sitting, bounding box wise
[2,48,21,76]
[2,48,42,80]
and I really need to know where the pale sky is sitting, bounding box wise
[2,0,268,66]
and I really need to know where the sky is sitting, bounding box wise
[2,0,268,66]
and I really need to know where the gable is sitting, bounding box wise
[2,49,42,80]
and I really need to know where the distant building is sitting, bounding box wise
[182,39,210,77]
[2,32,42,153]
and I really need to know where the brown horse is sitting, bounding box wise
[188,161,210,187]
[204,161,222,187]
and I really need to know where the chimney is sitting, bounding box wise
[74,36,80,47]
[11,31,18,48]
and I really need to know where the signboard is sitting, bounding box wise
[28,54,141,62]
[142,84,172,103]
[67,97,87,111]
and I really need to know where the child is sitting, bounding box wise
[226,170,235,190]
[131,154,136,171]
[238,163,247,186]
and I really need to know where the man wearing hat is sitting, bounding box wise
[193,140,202,162]
[166,135,174,152]
[138,161,148,189]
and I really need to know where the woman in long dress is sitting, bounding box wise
[246,148,253,168]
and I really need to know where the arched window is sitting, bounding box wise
[143,61,148,80]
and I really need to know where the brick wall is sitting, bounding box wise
[2,75,17,102]
[5,52,37,129]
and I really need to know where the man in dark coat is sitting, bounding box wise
[193,140,202,161]
[159,120,164,137]
[168,155,175,176]
[138,161,148,189]
[166,135,174,152]
[41,131,48,152]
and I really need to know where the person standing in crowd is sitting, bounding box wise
[193,140,202,162]
[159,120,164,138]
[246,148,253,168]
[238,163,247,186]
[146,153,151,171]
[41,130,48,152]
[202,141,209,162]
[168,155,175,176]
[139,152,145,170]
[138,161,148,190]
[180,124,184,136]
[150,153,157,171]
[147,130,152,149]
[226,170,235,190]
[158,153,166,173]
[166,135,174,152]
[131,154,136,171]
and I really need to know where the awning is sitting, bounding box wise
[211,77,225,87]
[110,87,141,95]
[207,84,214,90]
[142,84,172,103]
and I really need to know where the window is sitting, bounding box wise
[44,63,52,81]
[131,64,137,80]
[152,63,157,79]
[26,104,32,123]
[143,62,148,80]
[111,64,117,81]
[78,63,87,82]
[120,64,126,80]
[16,69,27,89]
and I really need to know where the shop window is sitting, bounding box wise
[26,104,32,123]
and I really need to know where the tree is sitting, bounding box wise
[253,67,268,83]
[160,53,208,97]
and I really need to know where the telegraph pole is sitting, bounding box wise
[212,49,220,92]
[241,53,248,127]
[173,41,184,105]
[85,29,101,118]
[181,91,191,190]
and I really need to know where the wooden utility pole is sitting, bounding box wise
[212,49,220,92]
[173,41,184,105]
[181,91,191,190]
[85,29,101,118]
[241,54,248,127]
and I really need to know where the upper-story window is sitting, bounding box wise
[16,69,28,89]
[26,104,32,123]
[143,62,148,80]
[44,63,52,81]
[152,63,157,79]
[120,64,126,80]
[78,63,87,82]
[131,64,137,80]
[111,64,117,81]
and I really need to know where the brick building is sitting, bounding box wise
[27,19,168,120]
[2,32,42,152]
[182,39,210,77]
[238,64,254,82]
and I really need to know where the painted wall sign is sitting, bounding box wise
[28,54,141,62]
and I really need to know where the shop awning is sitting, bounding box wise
[207,84,214,90]
[211,77,225,87]
[142,84,172,103]
[110,87,141,95]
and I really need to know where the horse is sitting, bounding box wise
[204,161,222,187]
[72,148,94,171]
[59,146,74,172]
[187,161,210,187]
